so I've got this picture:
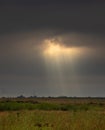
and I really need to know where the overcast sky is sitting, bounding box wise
[0,0,105,97]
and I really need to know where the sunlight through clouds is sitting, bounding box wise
[42,38,86,95]
[43,38,83,60]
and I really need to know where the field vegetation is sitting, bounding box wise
[0,97,105,130]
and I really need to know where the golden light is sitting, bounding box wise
[45,43,61,56]
[43,39,83,59]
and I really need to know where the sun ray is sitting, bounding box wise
[42,38,86,95]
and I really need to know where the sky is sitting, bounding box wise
[0,0,105,97]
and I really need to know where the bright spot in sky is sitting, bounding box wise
[43,39,83,60]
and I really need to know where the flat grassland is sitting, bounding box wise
[0,97,105,130]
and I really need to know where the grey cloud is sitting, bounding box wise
[58,33,105,47]
[0,2,105,35]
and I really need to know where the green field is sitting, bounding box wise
[0,98,105,130]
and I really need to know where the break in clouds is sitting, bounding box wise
[0,1,105,97]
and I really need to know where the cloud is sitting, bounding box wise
[0,2,105,34]
[57,33,105,47]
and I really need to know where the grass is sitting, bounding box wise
[0,98,105,130]
[0,100,104,111]
[0,110,105,130]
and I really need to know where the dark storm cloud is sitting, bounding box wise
[54,33,105,47]
[0,1,105,35]
[0,0,102,6]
